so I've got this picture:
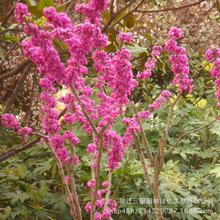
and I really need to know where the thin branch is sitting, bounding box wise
[90,134,104,220]
[132,103,153,162]
[0,28,23,35]
[136,0,205,13]
[106,0,145,32]
[111,147,132,202]
[132,130,153,189]
[0,60,32,82]
[102,0,138,33]
[0,108,67,163]
[71,86,99,137]
[2,0,21,27]
[192,58,214,78]
[103,168,113,209]
[65,162,82,220]
[165,117,219,157]
[0,137,41,163]
[3,64,32,114]
[45,141,77,220]
[161,93,181,143]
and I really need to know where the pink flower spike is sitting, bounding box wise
[102,180,109,187]
[168,26,182,39]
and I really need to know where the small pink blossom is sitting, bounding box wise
[18,127,32,137]
[94,212,102,220]
[102,180,109,187]
[86,143,97,153]
[1,114,20,130]
[118,32,133,44]
[87,179,95,188]
[85,202,91,212]
[168,26,182,39]
[63,113,74,124]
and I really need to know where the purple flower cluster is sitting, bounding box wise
[104,129,125,169]
[75,0,108,25]
[18,127,33,138]
[165,26,193,93]
[86,143,97,153]
[1,114,20,130]
[118,32,133,44]
[149,90,172,110]
[14,3,31,24]
[137,45,162,81]
[205,47,220,108]
[1,114,33,138]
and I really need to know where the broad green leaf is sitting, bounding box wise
[25,0,37,6]
[112,10,126,24]
[0,16,7,22]
[145,33,153,43]
[125,43,148,55]
[28,6,43,17]
[107,28,117,43]
[123,13,136,29]
[209,164,220,178]
[189,211,202,219]
[56,1,71,12]
[38,0,55,11]
[3,35,19,42]
[102,11,110,21]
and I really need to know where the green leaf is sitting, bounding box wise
[123,13,136,29]
[3,35,19,42]
[125,43,148,55]
[145,33,153,43]
[56,1,71,12]
[209,164,220,178]
[28,6,43,17]
[0,16,7,22]
[25,0,37,6]
[112,10,126,24]
[107,28,117,43]
[0,46,5,61]
[189,211,202,219]
[38,0,55,11]
[102,11,110,21]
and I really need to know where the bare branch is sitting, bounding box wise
[132,103,153,162]
[0,28,23,35]
[0,108,67,162]
[90,134,104,220]
[45,141,78,219]
[161,93,181,143]
[0,60,32,82]
[2,0,21,27]
[192,58,214,78]
[132,130,153,189]
[3,63,32,114]
[106,0,145,32]
[136,0,205,13]
[165,117,219,157]
[0,137,41,163]
[71,86,99,137]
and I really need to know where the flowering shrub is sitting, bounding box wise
[1,0,219,219]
